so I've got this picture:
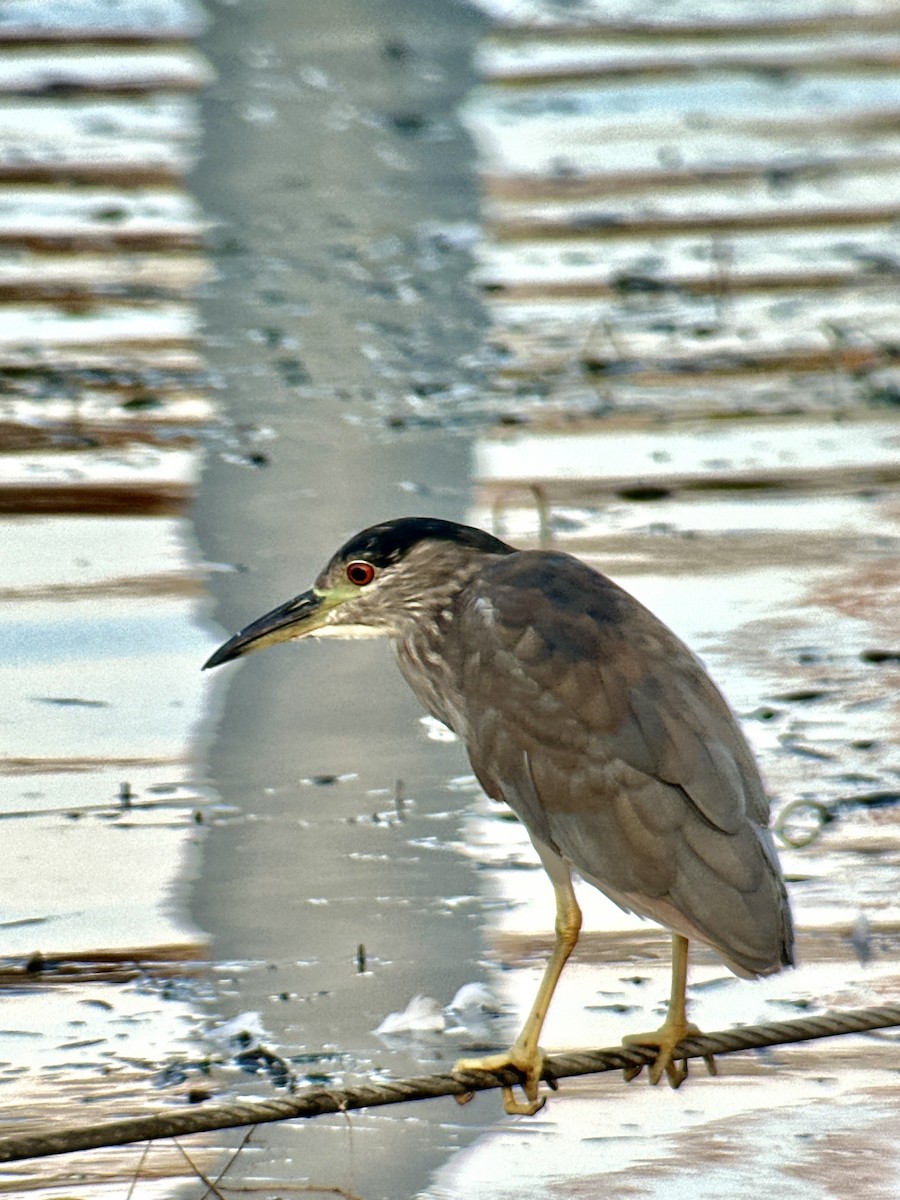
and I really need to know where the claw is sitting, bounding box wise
[454,1046,547,1116]
[622,1021,716,1088]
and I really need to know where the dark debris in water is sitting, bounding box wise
[772,688,830,703]
[616,485,673,502]
[586,1002,638,1014]
[154,1058,212,1090]
[0,947,207,988]
[860,648,900,664]
[749,706,781,721]
[0,916,49,931]
[234,1045,296,1090]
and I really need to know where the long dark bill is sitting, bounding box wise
[203,588,329,670]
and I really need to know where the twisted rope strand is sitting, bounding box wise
[1,1003,898,1164]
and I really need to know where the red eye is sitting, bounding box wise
[346,560,376,586]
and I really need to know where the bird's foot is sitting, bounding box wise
[622,1019,716,1089]
[453,1044,548,1116]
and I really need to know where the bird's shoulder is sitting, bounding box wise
[464,549,674,674]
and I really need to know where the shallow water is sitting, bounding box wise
[4,2,897,1197]
[189,2,499,1196]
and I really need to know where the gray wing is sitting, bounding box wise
[450,550,793,978]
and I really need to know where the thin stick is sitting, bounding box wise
[173,1140,228,1200]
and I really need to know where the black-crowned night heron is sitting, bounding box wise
[205,517,794,1115]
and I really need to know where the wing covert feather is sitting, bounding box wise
[460,551,769,833]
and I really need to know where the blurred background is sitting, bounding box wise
[1,1,899,1197]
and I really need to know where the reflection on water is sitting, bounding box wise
[190,1,495,1197]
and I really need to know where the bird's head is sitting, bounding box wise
[203,517,514,670]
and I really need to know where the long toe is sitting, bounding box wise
[623,1021,713,1089]
[454,1046,547,1116]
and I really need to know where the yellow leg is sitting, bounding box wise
[622,933,716,1088]
[455,850,582,1116]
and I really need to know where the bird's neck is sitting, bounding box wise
[390,580,472,737]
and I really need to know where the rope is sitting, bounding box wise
[1,1003,898,1164]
